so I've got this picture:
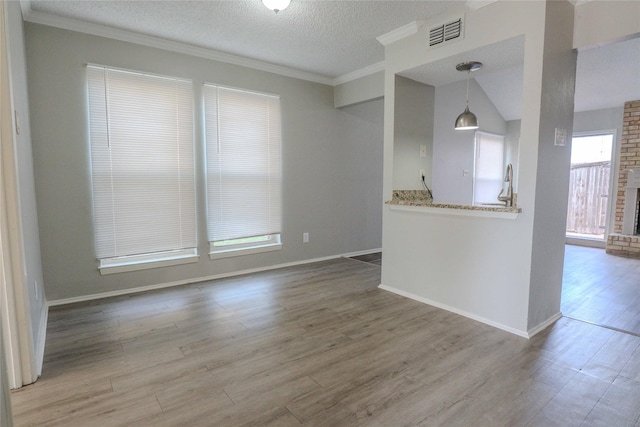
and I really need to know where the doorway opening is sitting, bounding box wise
[566,132,615,246]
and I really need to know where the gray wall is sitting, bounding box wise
[392,76,434,190]
[6,1,47,376]
[527,0,577,330]
[432,79,507,205]
[573,107,623,135]
[334,71,384,108]
[25,23,383,301]
[336,99,384,242]
[505,119,521,192]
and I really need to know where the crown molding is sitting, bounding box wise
[465,0,498,11]
[332,61,384,86]
[22,8,334,86]
[19,0,31,18]
[571,0,594,5]
[376,21,421,47]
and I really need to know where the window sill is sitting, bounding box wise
[99,253,199,275]
[209,243,282,260]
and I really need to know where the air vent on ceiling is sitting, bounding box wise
[429,18,462,47]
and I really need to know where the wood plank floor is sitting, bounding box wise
[562,244,640,336]
[11,257,640,426]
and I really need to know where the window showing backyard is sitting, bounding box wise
[566,133,614,241]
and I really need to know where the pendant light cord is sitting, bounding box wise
[465,70,470,108]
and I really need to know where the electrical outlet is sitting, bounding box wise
[420,169,425,180]
[303,232,309,243]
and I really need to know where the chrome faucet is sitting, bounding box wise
[497,163,514,207]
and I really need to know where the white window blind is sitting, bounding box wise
[473,131,505,205]
[87,65,197,265]
[203,84,282,246]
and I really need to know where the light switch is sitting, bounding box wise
[420,145,427,158]
[554,128,567,146]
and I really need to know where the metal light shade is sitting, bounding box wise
[262,0,291,13]
[454,106,479,130]
[454,61,482,131]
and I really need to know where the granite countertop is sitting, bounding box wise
[387,190,522,214]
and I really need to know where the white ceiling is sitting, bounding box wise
[400,35,640,120]
[399,35,526,120]
[22,0,640,119]
[574,37,640,114]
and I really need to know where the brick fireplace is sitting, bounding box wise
[606,100,640,258]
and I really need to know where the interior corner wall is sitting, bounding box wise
[333,97,385,249]
[24,22,383,301]
[527,0,577,331]
[505,120,521,193]
[5,1,46,380]
[392,76,434,191]
[432,79,506,205]
[334,71,384,108]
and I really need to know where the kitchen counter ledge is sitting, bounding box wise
[387,190,521,219]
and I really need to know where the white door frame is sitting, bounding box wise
[565,129,617,248]
[0,0,35,390]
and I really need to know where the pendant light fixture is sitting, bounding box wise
[262,0,291,13]
[454,61,482,130]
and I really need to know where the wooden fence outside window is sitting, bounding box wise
[566,161,610,236]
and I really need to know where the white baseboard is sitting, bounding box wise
[378,284,530,338]
[48,249,382,307]
[341,248,382,258]
[526,312,562,338]
[565,237,605,249]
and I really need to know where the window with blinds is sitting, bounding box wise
[473,131,505,205]
[87,65,197,273]
[203,84,282,258]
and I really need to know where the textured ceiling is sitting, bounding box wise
[23,1,640,119]
[575,37,640,114]
[27,0,466,78]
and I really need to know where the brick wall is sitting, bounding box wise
[606,100,640,258]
